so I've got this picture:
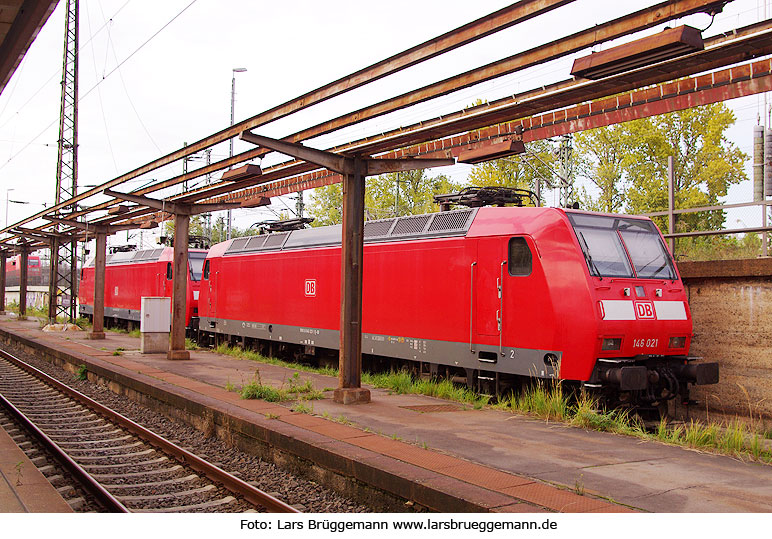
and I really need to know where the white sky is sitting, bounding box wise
[0,0,770,251]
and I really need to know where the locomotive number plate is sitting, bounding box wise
[632,338,658,348]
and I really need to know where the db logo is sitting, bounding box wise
[635,301,655,320]
[304,279,317,297]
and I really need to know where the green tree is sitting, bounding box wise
[576,104,747,232]
[308,169,461,226]
[574,125,627,213]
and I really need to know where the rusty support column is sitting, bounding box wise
[88,231,106,340]
[168,212,190,360]
[334,157,370,405]
[0,251,6,315]
[48,237,59,323]
[19,246,28,319]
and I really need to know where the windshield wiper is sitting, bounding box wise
[578,232,603,280]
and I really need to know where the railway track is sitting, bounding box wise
[0,348,300,513]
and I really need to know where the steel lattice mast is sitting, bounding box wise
[53,0,79,321]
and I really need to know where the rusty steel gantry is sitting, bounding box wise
[2,0,770,404]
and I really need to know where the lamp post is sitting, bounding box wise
[228,67,247,240]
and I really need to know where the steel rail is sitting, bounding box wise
[0,348,300,513]
[0,367,129,512]
[0,0,572,236]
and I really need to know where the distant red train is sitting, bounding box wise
[5,254,42,287]
[79,247,207,328]
[196,206,718,407]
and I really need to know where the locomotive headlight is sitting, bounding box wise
[669,336,687,349]
[601,338,622,351]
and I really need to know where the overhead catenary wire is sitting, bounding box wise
[0,0,198,172]
[0,0,134,130]
[84,1,119,174]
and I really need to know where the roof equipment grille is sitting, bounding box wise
[428,209,474,231]
[392,215,431,236]
[224,208,478,255]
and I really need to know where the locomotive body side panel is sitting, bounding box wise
[79,248,205,325]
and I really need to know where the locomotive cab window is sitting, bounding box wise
[166,262,172,280]
[508,237,532,276]
[203,260,210,280]
[567,213,675,280]
[188,253,206,282]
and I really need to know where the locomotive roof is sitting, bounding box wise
[84,247,207,267]
[224,207,479,256]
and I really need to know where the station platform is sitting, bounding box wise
[1,315,771,513]
[0,422,73,513]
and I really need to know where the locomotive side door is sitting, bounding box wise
[205,259,217,319]
[474,237,507,338]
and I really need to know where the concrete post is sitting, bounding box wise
[334,157,370,405]
[19,246,28,319]
[88,231,106,340]
[0,251,6,315]
[168,212,190,360]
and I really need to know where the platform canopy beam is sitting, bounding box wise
[240,131,455,404]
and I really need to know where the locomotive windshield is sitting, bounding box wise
[568,213,676,280]
[188,253,206,281]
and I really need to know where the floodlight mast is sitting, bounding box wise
[227,67,248,240]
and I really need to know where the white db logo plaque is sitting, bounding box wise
[305,279,316,297]
[635,301,655,319]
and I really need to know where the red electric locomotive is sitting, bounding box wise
[79,247,207,328]
[6,254,42,287]
[197,206,718,406]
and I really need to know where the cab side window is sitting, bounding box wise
[166,262,172,280]
[508,237,532,276]
[203,260,210,280]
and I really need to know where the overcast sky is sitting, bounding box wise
[0,0,770,249]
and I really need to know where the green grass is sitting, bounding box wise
[75,364,88,381]
[214,344,338,377]
[292,401,314,414]
[185,338,199,350]
[362,370,489,408]
[74,317,91,330]
[239,370,324,402]
[496,380,772,463]
[215,344,486,407]
[496,380,570,421]
[241,381,285,401]
[6,302,77,325]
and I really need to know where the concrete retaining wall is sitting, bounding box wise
[679,258,772,421]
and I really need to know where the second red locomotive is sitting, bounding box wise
[79,247,207,328]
